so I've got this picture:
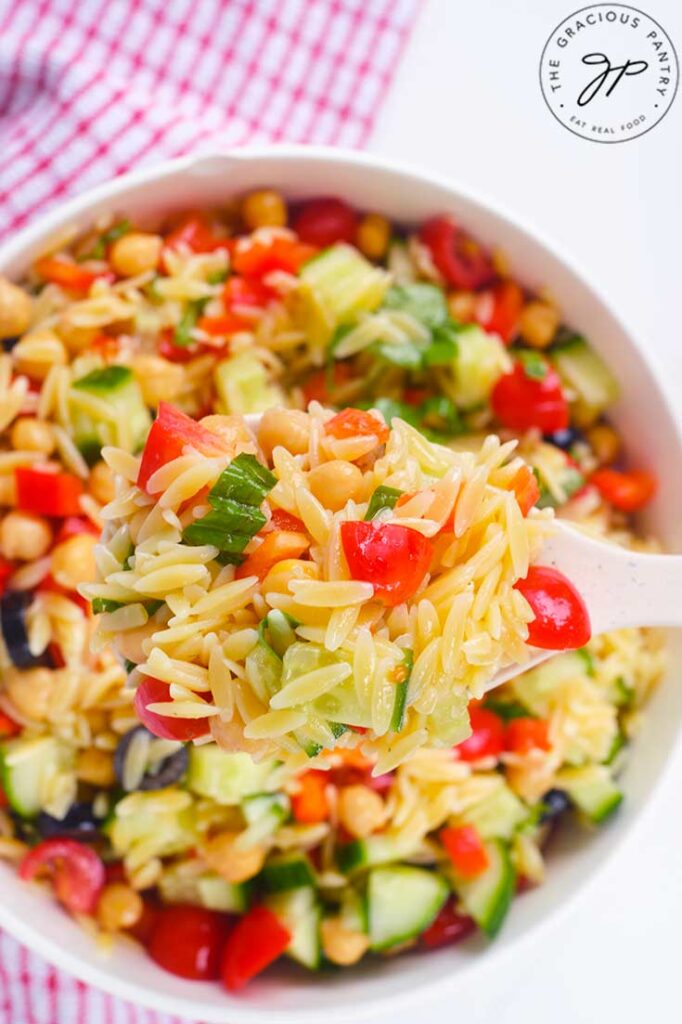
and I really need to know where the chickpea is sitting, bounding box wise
[0,277,32,339]
[356,213,391,262]
[51,532,98,590]
[200,414,257,454]
[587,423,621,465]
[262,558,319,595]
[0,475,16,507]
[258,407,311,460]
[241,190,287,231]
[13,329,67,381]
[519,300,560,350]
[109,232,163,277]
[337,785,385,839]
[201,830,266,883]
[0,510,52,561]
[132,355,184,406]
[97,882,143,931]
[308,460,363,512]
[448,290,476,323]
[56,316,99,354]
[76,747,116,787]
[89,460,116,504]
[321,918,369,966]
[10,417,55,455]
[5,667,53,722]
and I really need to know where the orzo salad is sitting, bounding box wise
[0,192,662,993]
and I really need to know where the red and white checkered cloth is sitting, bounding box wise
[0,0,421,1020]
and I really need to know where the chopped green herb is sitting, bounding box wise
[92,598,123,614]
[365,485,403,521]
[209,453,276,506]
[360,397,420,429]
[419,395,462,436]
[145,600,165,616]
[82,219,132,260]
[423,322,460,366]
[173,301,205,348]
[123,659,137,675]
[383,283,449,328]
[73,365,132,392]
[389,649,413,732]
[516,349,548,381]
[483,698,531,722]
[206,268,229,285]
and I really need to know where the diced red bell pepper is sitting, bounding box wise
[0,709,20,739]
[164,213,230,255]
[232,234,317,278]
[136,402,228,493]
[421,898,476,948]
[419,217,496,291]
[510,465,540,515]
[196,313,248,337]
[590,468,656,511]
[491,361,569,434]
[0,557,14,597]
[292,198,358,247]
[475,280,524,344]
[223,275,276,310]
[34,257,101,293]
[340,521,433,607]
[506,717,551,754]
[15,466,84,517]
[291,770,329,824]
[19,839,105,915]
[440,824,490,878]
[454,705,505,762]
[134,676,210,742]
[148,905,230,981]
[301,363,352,406]
[220,905,290,992]
[266,508,306,533]
[235,530,310,581]
[325,408,390,446]
[514,565,591,650]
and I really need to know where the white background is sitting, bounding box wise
[368,1,682,1022]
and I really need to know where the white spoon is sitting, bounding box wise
[244,414,680,694]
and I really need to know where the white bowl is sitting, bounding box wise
[0,146,680,1022]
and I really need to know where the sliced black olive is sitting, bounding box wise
[543,427,584,452]
[0,591,54,669]
[539,788,570,824]
[114,725,188,791]
[36,802,99,840]
[2,336,20,352]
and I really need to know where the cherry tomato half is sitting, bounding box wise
[419,217,496,291]
[340,521,433,607]
[591,468,656,512]
[290,770,329,824]
[292,198,358,248]
[440,825,489,879]
[506,717,551,755]
[221,905,290,992]
[19,839,105,915]
[491,361,569,434]
[514,565,591,650]
[148,905,230,980]
[134,676,210,741]
[475,280,524,344]
[325,408,390,446]
[454,705,505,762]
[421,898,475,949]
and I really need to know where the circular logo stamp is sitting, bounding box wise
[540,4,678,142]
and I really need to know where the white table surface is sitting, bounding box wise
[368,1,682,1021]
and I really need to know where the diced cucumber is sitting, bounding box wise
[603,730,626,766]
[428,686,470,746]
[105,795,197,859]
[261,853,316,892]
[186,746,277,804]
[536,463,585,510]
[300,244,390,325]
[608,675,634,707]
[512,650,592,717]
[70,365,151,460]
[459,781,528,840]
[337,833,418,874]
[241,792,290,843]
[367,866,448,951]
[0,736,72,818]
[453,839,515,938]
[387,240,416,284]
[550,336,619,426]
[383,283,449,328]
[214,351,283,415]
[389,650,412,733]
[340,886,369,933]
[450,325,509,409]
[555,765,623,823]
[158,866,249,913]
[265,887,321,969]
[245,637,282,704]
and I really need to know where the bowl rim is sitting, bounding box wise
[0,143,679,1022]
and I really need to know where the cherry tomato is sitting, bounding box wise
[232,235,317,278]
[223,275,275,310]
[325,408,390,445]
[340,521,433,607]
[591,468,656,511]
[475,280,524,344]
[164,213,229,254]
[440,825,489,879]
[491,361,569,433]
[266,508,306,533]
[221,905,290,992]
[291,770,329,824]
[19,839,105,915]
[510,465,540,516]
[0,557,14,597]
[421,898,475,949]
[0,709,20,738]
[514,565,591,650]
[292,198,358,247]
[134,676,210,741]
[148,905,229,981]
[137,402,228,493]
[419,217,496,290]
[15,467,85,518]
[506,717,551,755]
[454,705,505,762]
